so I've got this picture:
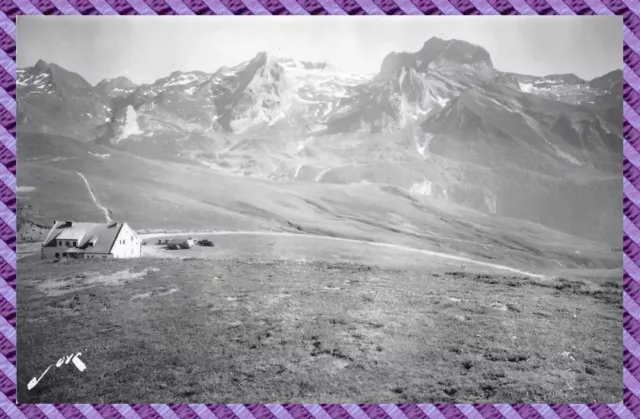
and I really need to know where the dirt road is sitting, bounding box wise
[139,230,547,279]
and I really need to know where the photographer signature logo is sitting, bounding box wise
[27,352,86,391]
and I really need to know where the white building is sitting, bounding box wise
[41,220,142,260]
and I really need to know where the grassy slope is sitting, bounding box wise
[19,164,105,222]
[17,134,619,273]
[17,257,621,404]
[18,133,111,161]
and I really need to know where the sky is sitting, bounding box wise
[17,16,622,86]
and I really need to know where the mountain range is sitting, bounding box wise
[17,37,623,246]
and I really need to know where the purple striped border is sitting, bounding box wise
[0,5,635,419]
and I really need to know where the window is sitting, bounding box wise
[55,253,60,258]
[66,241,70,247]
[58,241,62,247]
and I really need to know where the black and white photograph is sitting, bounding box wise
[16,16,623,404]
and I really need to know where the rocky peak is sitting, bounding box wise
[378,52,418,80]
[253,51,271,65]
[418,37,493,68]
[249,52,286,80]
[33,59,49,72]
[376,38,494,81]
[25,59,94,94]
[589,69,622,93]
[417,37,449,56]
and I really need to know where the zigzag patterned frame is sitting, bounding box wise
[0,4,636,419]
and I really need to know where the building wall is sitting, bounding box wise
[110,223,142,259]
[42,246,112,260]
[42,246,62,259]
[42,246,81,259]
[42,231,84,259]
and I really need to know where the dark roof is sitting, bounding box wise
[43,221,126,254]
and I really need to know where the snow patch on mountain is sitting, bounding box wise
[165,74,199,87]
[435,96,450,108]
[484,191,497,214]
[307,123,327,133]
[18,72,52,91]
[117,105,143,143]
[416,133,434,159]
[553,144,583,166]
[410,180,433,196]
[519,82,534,93]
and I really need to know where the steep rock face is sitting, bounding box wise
[212,52,294,132]
[378,52,420,80]
[86,52,372,165]
[507,69,623,134]
[17,60,111,141]
[322,38,496,135]
[588,69,624,131]
[416,37,493,69]
[589,69,622,92]
[422,83,621,172]
[93,52,371,151]
[93,69,221,153]
[376,37,493,80]
[17,40,623,245]
[418,80,621,245]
